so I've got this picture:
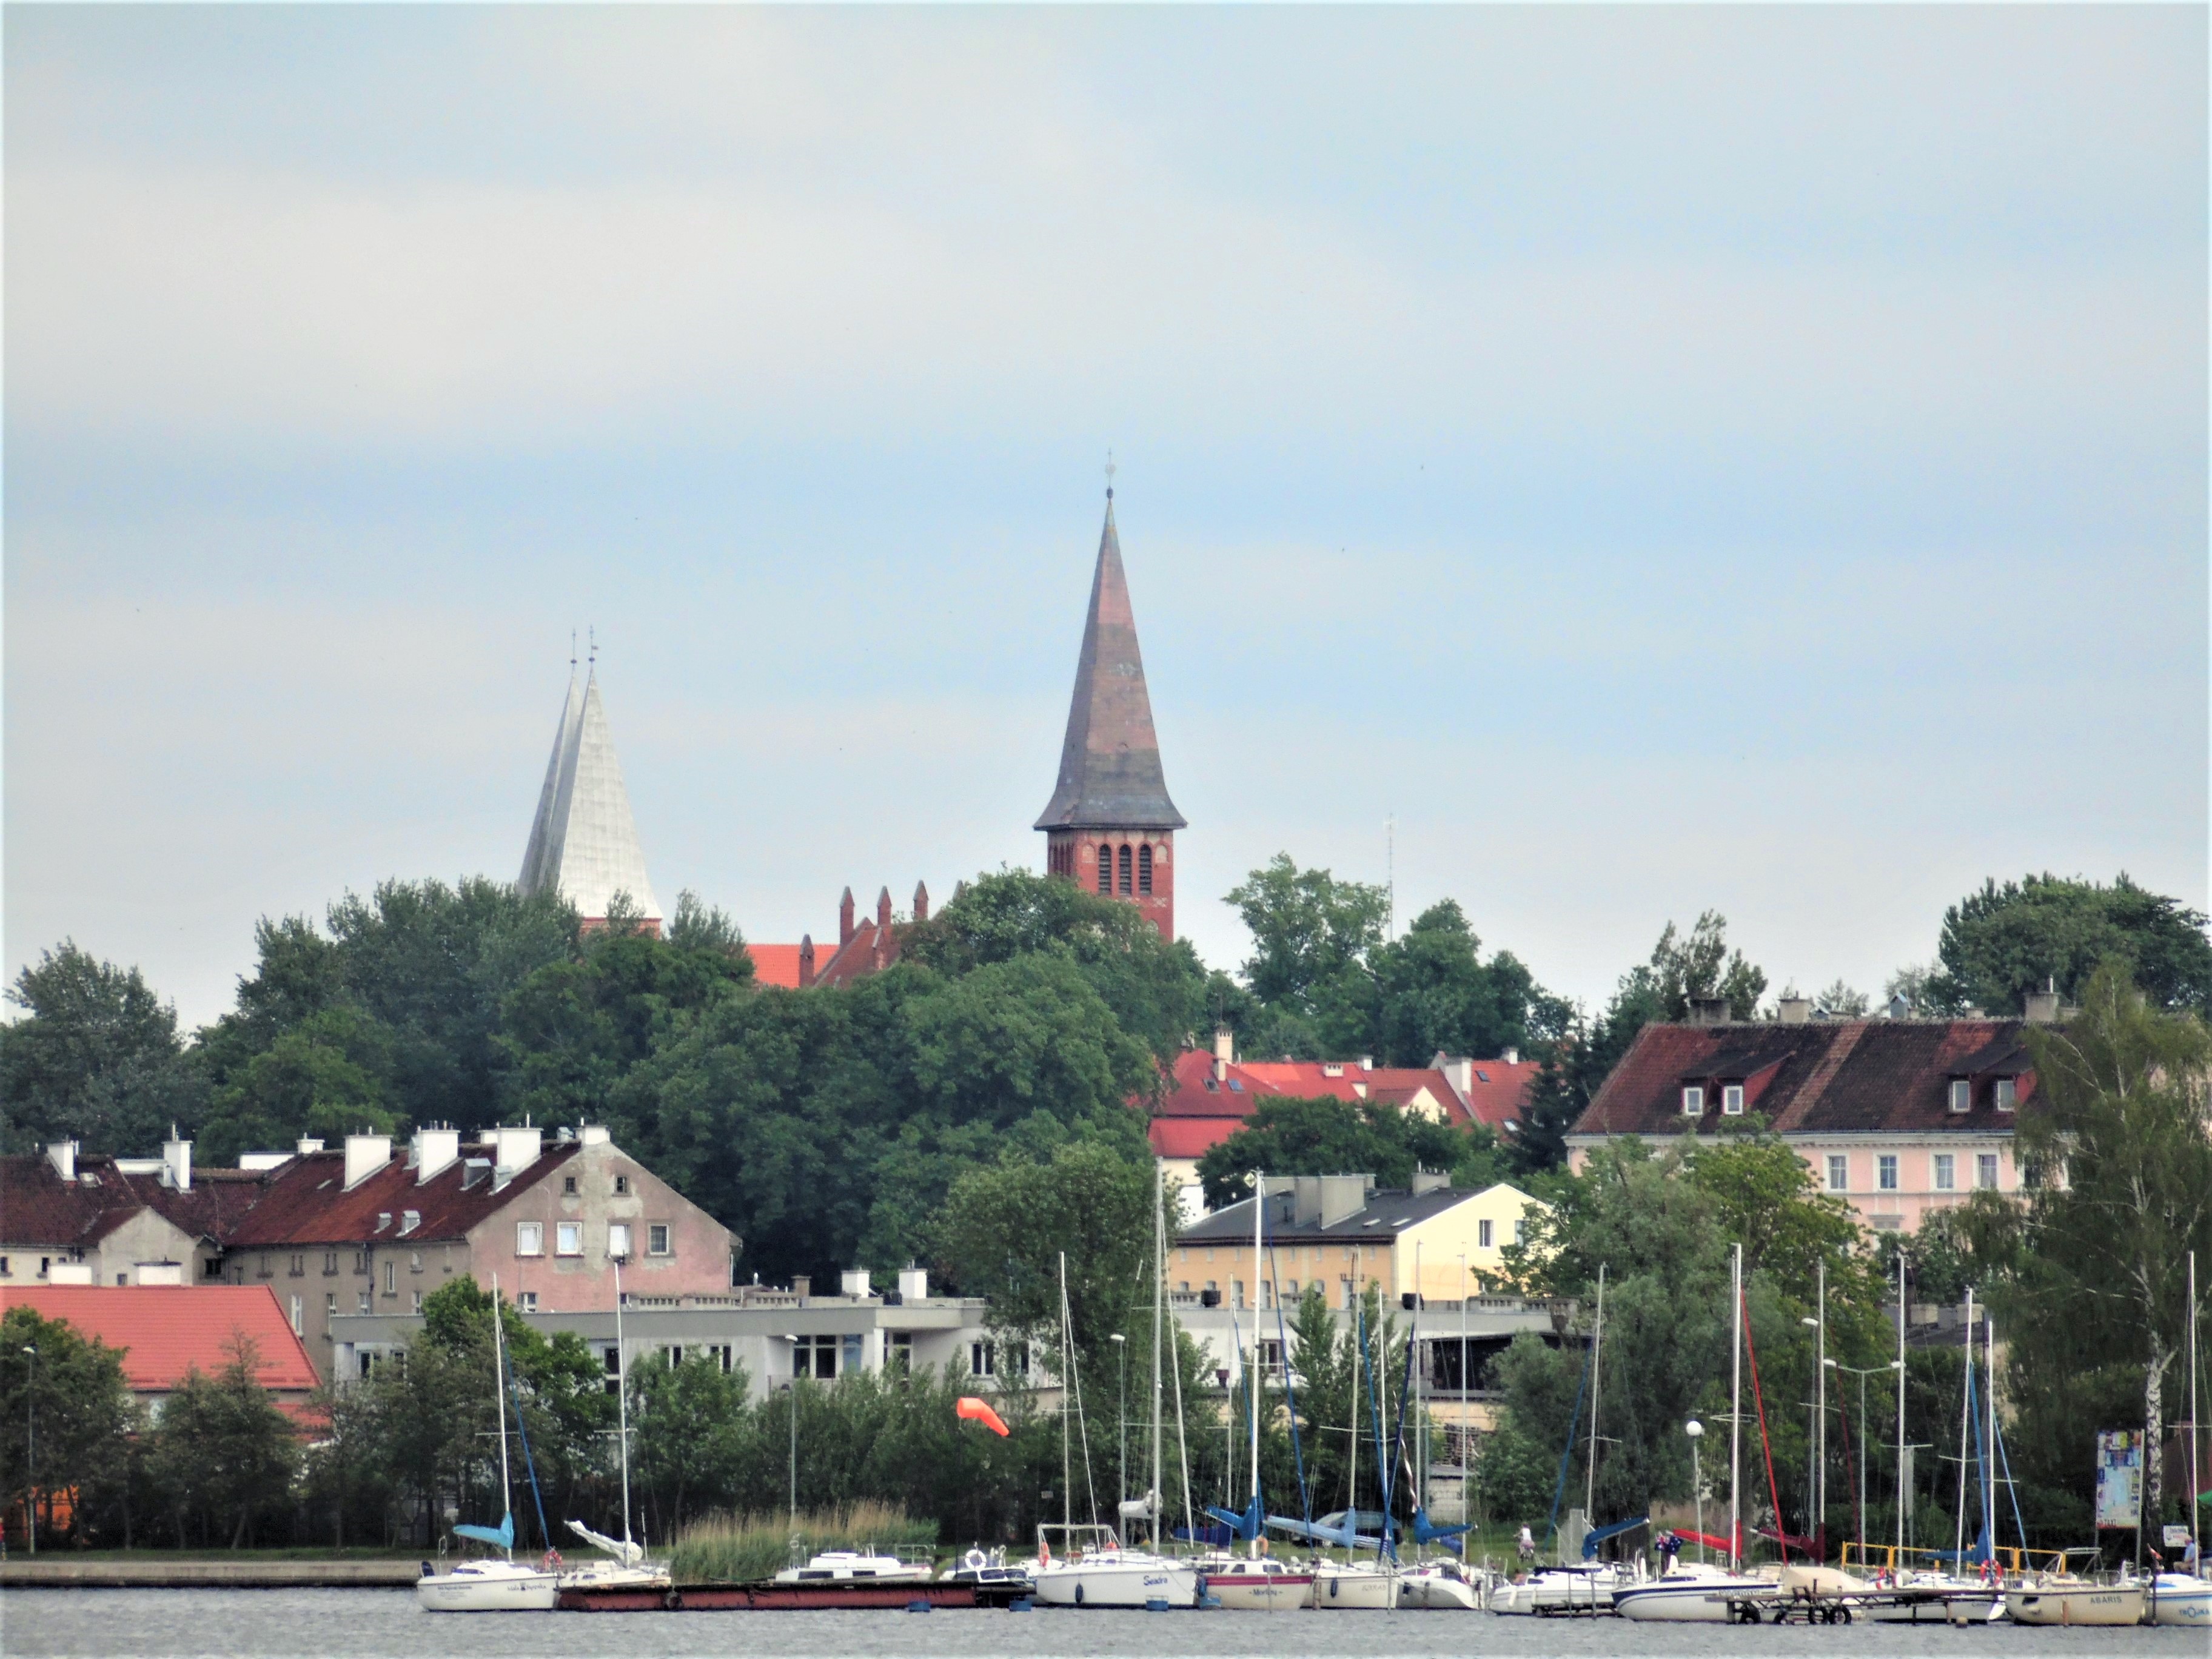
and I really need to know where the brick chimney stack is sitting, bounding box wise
[914,880,930,924]
[799,934,816,988]
[839,886,856,947]
[877,886,893,930]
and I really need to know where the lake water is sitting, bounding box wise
[2,1590,2205,1659]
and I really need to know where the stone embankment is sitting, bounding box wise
[2,1557,419,1587]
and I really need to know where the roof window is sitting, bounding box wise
[1227,1079,1243,1091]
[1948,1079,1971,1113]
[1361,1218,1381,1227]
[375,1212,392,1233]
[399,1210,421,1236]
[1475,1069,1490,1084]
[1994,1078,2017,1111]
[1681,1085,1706,1116]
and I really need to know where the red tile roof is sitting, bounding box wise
[1147,1048,1538,1161]
[0,1153,275,1250]
[221,1142,583,1248]
[813,919,902,987]
[1,1285,320,1397]
[747,943,811,990]
[1570,1019,2043,1141]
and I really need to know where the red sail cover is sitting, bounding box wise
[956,1396,1011,1437]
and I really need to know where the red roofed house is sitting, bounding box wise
[215,1124,737,1381]
[0,1138,269,1290]
[0,1285,320,1421]
[744,882,931,990]
[1565,996,2062,1233]
[1151,1030,1540,1210]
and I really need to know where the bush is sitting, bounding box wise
[669,1503,936,1583]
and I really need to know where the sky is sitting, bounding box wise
[5,5,2206,1033]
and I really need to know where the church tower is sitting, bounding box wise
[1035,490,1185,939]
[518,655,663,934]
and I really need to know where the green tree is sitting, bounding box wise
[1225,855,1389,1012]
[146,1335,301,1547]
[198,1005,403,1167]
[631,1352,755,1537]
[1369,901,1573,1068]
[1192,1096,1503,1212]
[0,1307,142,1547]
[1923,874,2212,1017]
[0,943,207,1155]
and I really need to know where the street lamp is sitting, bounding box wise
[1109,1333,1127,1512]
[609,1245,634,1553]
[1833,1359,1905,1564]
[21,1346,35,1558]
[776,1336,802,1527]
[1684,1420,1705,1564]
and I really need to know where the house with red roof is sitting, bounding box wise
[745,882,930,989]
[1565,999,2059,1233]
[1151,1031,1540,1211]
[1,1284,321,1421]
[0,1138,265,1290]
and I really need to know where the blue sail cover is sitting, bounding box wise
[1205,1495,1265,1541]
[454,1513,515,1552]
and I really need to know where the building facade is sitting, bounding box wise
[1564,1011,2051,1232]
[0,1138,262,1289]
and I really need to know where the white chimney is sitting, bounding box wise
[897,1265,930,1302]
[489,1126,542,1179]
[579,1124,612,1146]
[135,1261,186,1285]
[46,1141,78,1182]
[1213,1025,1235,1081]
[161,1133,192,1192]
[1503,1047,1519,1067]
[413,1127,461,1183]
[840,1269,873,1299]
[296,1138,326,1155]
[343,1133,393,1190]
[1778,996,1812,1025]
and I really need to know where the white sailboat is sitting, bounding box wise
[555,1254,669,1592]
[2151,1248,2210,1627]
[417,1275,558,1612]
[1031,1181,1200,1609]
[1309,1242,1396,1609]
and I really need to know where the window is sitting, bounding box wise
[357,1290,372,1315]
[608,1223,633,1259]
[383,1261,397,1295]
[1478,1219,1494,1248]
[0,1258,9,1277]
[648,1224,671,1256]
[1993,1078,2017,1111]
[409,1251,423,1274]
[1205,1280,1218,1296]
[204,1256,223,1279]
[1138,844,1153,895]
[1285,1279,1299,1300]
[411,1290,423,1314]
[289,1295,303,1335]
[1119,844,1134,895]
[614,1175,630,1196]
[887,1333,912,1376]
[1826,1155,1848,1192]
[1949,1079,1971,1113]
[1096,848,1111,895]
[663,1346,685,1368]
[1932,1154,1955,1191]
[1721,1084,1745,1116]
[1513,1218,1527,1245]
[323,1252,338,1275]
[792,1335,837,1379]
[259,1254,272,1276]
[1681,1085,1705,1116]
[518,1292,538,1313]
[563,1175,578,1195]
[359,1352,377,1379]
[1232,1279,1245,1309]
[1177,1281,1190,1294]
[1977,1153,2000,1190]
[556,1222,583,1256]
[400,1210,420,1236]
[970,1341,995,1377]
[353,1252,367,1273]
[1877,1155,1899,1191]
[325,1292,337,1318]
[516,1222,544,1257]
[709,1343,736,1373]
[604,1345,623,1379]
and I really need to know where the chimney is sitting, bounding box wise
[840,1269,872,1299]
[913,881,930,924]
[897,1265,930,1302]
[296,1138,326,1155]
[488,1126,543,1183]
[343,1133,393,1190]
[1293,1174,1372,1228]
[46,1141,78,1182]
[1411,1168,1450,1196]
[413,1126,461,1183]
[1778,996,1812,1025]
[161,1131,192,1193]
[2023,986,2061,1024]
[791,1274,812,1301]
[839,887,856,947]
[1688,996,1731,1027]
[1358,1055,1373,1072]
[1213,1025,1235,1081]
[1502,1047,1519,1067]
[877,886,893,930]
[799,934,816,988]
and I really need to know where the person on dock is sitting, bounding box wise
[1517,1525,1536,1565]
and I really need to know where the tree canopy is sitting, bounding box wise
[0,943,206,1155]
[1919,873,2212,1017]
[1193,1096,1507,1212]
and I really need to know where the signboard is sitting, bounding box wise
[2094,1431,2142,1530]
[2165,1526,2194,1547]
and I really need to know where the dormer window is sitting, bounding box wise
[1993,1078,2017,1111]
[375,1212,392,1233]
[1721,1084,1744,1116]
[1681,1085,1706,1116]
[399,1210,421,1236]
[1948,1079,1971,1113]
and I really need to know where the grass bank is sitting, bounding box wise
[669,1503,937,1584]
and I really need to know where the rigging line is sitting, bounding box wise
[508,1369,551,1552]
[1267,1238,1313,1526]
[1991,1390,2030,1550]
[1545,1335,1595,1544]
[1738,1285,1791,1563]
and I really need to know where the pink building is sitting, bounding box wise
[1564,1011,2054,1233]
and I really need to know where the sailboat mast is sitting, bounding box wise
[2190,1251,2202,1563]
[1059,1250,1073,1535]
[614,1256,632,1547]
[1984,1314,1998,1553]
[1729,1243,1742,1570]
[1151,1162,1165,1551]
[1585,1262,1606,1525]
[1954,1287,1974,1566]
[1349,1247,1361,1542]
[1895,1249,1907,1561]
[491,1272,513,1560]
[1250,1173,1264,1552]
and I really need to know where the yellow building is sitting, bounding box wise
[1170,1173,1550,1309]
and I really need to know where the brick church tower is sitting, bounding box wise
[1036,491,1185,940]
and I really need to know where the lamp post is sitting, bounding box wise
[610,1249,633,1552]
[1834,1359,1904,1562]
[1801,1260,1827,1558]
[776,1335,801,1527]
[1110,1333,1127,1512]
[21,1346,36,1558]
[1684,1419,1705,1564]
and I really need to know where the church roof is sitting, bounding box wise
[517,667,662,922]
[1035,499,1185,831]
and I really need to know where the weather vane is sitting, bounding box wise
[1105,449,1116,501]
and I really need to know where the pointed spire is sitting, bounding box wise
[516,661,662,922]
[1034,497,1184,830]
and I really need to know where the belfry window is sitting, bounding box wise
[1118,844,1133,894]
[1138,844,1153,894]
[1096,846,1111,895]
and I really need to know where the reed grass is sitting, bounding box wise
[669,1502,939,1584]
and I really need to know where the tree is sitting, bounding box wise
[146,1335,301,1547]
[1924,873,2212,1017]
[630,1352,754,1537]
[2013,965,2212,1533]
[1368,902,1573,1068]
[0,943,206,1155]
[1812,980,1869,1018]
[0,1307,141,1547]
[1192,1096,1501,1212]
[1224,855,1388,1012]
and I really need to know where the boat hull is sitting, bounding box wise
[1205,1569,1315,1610]
[2150,1575,2211,1626]
[1032,1557,1199,1607]
[1612,1577,1769,1623]
[2005,1584,2146,1626]
[1310,1564,1396,1608]
[559,1581,979,1610]
[1397,1568,1481,1609]
[415,1569,558,1612]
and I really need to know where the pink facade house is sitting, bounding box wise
[1564,1007,2057,1234]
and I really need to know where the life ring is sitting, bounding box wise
[963,1549,988,1572]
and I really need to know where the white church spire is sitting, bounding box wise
[517,657,662,928]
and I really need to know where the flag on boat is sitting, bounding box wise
[955,1396,1010,1436]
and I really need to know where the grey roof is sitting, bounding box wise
[1034,500,1185,831]
[517,668,662,922]
[1179,1185,1479,1244]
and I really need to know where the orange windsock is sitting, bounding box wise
[956,1396,1011,1437]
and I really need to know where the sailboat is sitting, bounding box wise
[1615,1246,1775,1622]
[2150,1250,2211,1627]
[417,1275,559,1612]
[558,1253,671,1592]
[1307,1256,1397,1609]
[1031,1178,1201,1609]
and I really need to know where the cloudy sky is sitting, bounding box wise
[6,5,2205,1031]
